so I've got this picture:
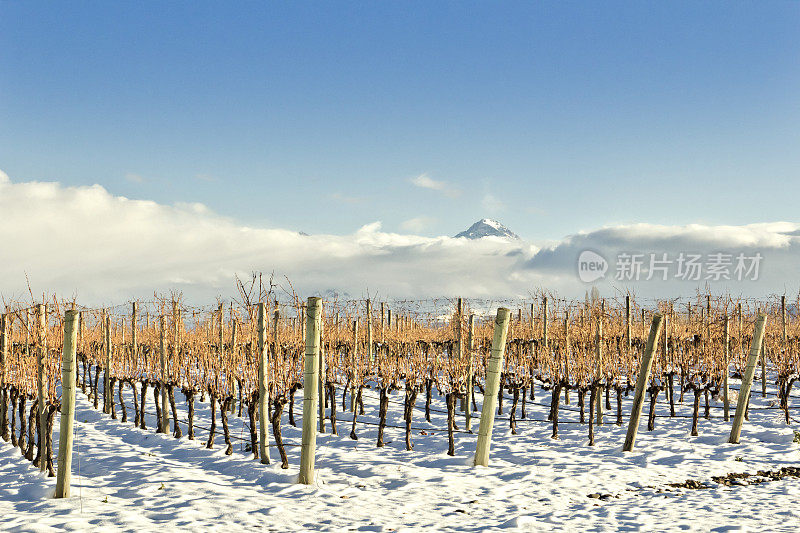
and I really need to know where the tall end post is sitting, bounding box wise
[55,310,78,498]
[474,308,511,467]
[299,297,322,484]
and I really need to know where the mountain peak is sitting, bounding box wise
[454,219,520,240]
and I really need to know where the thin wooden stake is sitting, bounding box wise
[595,304,603,426]
[465,314,475,432]
[723,315,730,422]
[37,304,47,472]
[258,303,270,464]
[159,315,169,433]
[623,313,664,452]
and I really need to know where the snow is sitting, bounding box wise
[2,377,800,531]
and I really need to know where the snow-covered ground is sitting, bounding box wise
[2,376,800,532]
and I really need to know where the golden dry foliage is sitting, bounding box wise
[2,293,799,414]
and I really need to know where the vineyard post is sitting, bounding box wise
[563,311,570,404]
[318,317,326,433]
[272,306,280,405]
[641,308,645,338]
[159,315,169,433]
[55,310,78,498]
[662,309,669,373]
[723,315,730,422]
[595,303,603,425]
[380,302,385,343]
[0,314,6,419]
[104,311,111,414]
[729,313,768,443]
[351,319,358,412]
[760,305,766,398]
[36,304,47,472]
[782,295,787,342]
[367,299,374,368]
[465,314,475,432]
[78,311,83,354]
[131,302,138,367]
[456,298,463,411]
[258,303,270,463]
[474,307,511,467]
[230,318,238,414]
[623,313,664,452]
[299,296,322,485]
[625,295,631,352]
[706,295,711,360]
[529,302,534,334]
[737,303,742,345]
[543,296,548,349]
[301,304,306,341]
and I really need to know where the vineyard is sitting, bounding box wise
[2,289,800,530]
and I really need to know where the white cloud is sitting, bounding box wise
[0,172,532,304]
[0,170,797,305]
[409,173,460,198]
[400,216,436,233]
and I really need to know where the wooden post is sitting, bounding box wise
[465,314,475,432]
[529,302,534,335]
[78,311,83,355]
[723,315,730,422]
[782,295,787,342]
[131,302,138,366]
[456,298,463,411]
[729,313,768,444]
[0,314,6,415]
[272,305,280,401]
[37,304,47,472]
[55,310,78,498]
[563,312,570,404]
[641,308,646,339]
[380,302,385,343]
[542,297,548,349]
[318,317,326,433]
[474,308,511,467]
[595,304,603,425]
[760,305,767,397]
[351,319,358,412]
[366,299,373,367]
[257,303,270,463]
[622,313,664,452]
[230,318,238,414]
[663,310,669,371]
[159,315,169,433]
[218,302,224,361]
[104,311,111,414]
[299,296,322,485]
[625,295,631,352]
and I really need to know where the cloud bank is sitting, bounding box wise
[1,170,798,305]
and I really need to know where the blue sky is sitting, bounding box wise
[1,2,799,240]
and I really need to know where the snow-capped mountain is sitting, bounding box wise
[454,218,520,240]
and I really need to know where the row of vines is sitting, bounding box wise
[0,290,798,477]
